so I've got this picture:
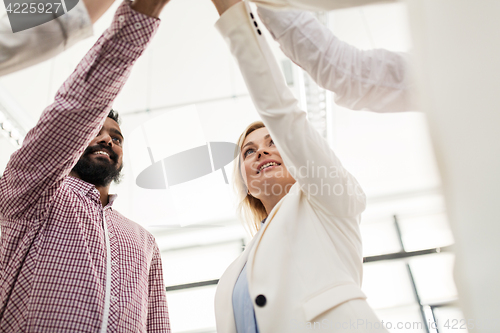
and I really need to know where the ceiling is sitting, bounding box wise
[0,0,440,239]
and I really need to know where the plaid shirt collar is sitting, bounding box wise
[65,176,118,209]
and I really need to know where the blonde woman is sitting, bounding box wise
[210,1,389,332]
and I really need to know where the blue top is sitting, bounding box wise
[232,219,266,333]
[232,263,260,333]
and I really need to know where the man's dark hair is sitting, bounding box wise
[108,109,121,125]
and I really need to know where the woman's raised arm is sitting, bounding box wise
[214,1,366,217]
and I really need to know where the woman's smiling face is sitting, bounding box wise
[240,127,295,199]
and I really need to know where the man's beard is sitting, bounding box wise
[71,144,123,187]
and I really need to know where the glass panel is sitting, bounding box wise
[162,241,242,286]
[362,260,415,309]
[399,212,454,252]
[409,253,458,304]
[360,193,448,256]
[330,109,441,198]
[360,217,402,257]
[166,286,217,333]
[433,306,469,333]
[374,304,426,333]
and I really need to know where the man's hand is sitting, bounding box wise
[211,0,241,16]
[130,0,171,18]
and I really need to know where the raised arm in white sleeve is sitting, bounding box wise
[0,0,93,77]
[251,0,396,12]
[257,6,417,112]
[216,1,366,217]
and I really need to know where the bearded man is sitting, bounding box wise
[0,0,171,331]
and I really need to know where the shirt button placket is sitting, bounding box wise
[107,211,119,310]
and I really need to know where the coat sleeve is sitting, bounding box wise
[250,0,397,12]
[0,0,93,77]
[257,6,416,113]
[216,1,366,218]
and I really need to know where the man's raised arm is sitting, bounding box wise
[0,0,168,221]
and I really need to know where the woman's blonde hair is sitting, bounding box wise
[233,121,268,236]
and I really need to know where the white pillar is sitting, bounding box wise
[405,1,500,331]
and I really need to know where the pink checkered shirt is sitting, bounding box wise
[0,2,170,332]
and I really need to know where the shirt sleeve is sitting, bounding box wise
[251,0,396,12]
[216,1,366,218]
[147,242,171,332]
[0,1,160,222]
[0,0,93,77]
[257,6,416,113]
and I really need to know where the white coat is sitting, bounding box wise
[214,2,388,332]
[250,0,396,12]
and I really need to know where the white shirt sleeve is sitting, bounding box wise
[0,0,93,77]
[251,0,396,12]
[257,6,417,113]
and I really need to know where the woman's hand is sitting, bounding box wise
[211,0,242,16]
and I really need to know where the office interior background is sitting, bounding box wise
[0,0,464,332]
